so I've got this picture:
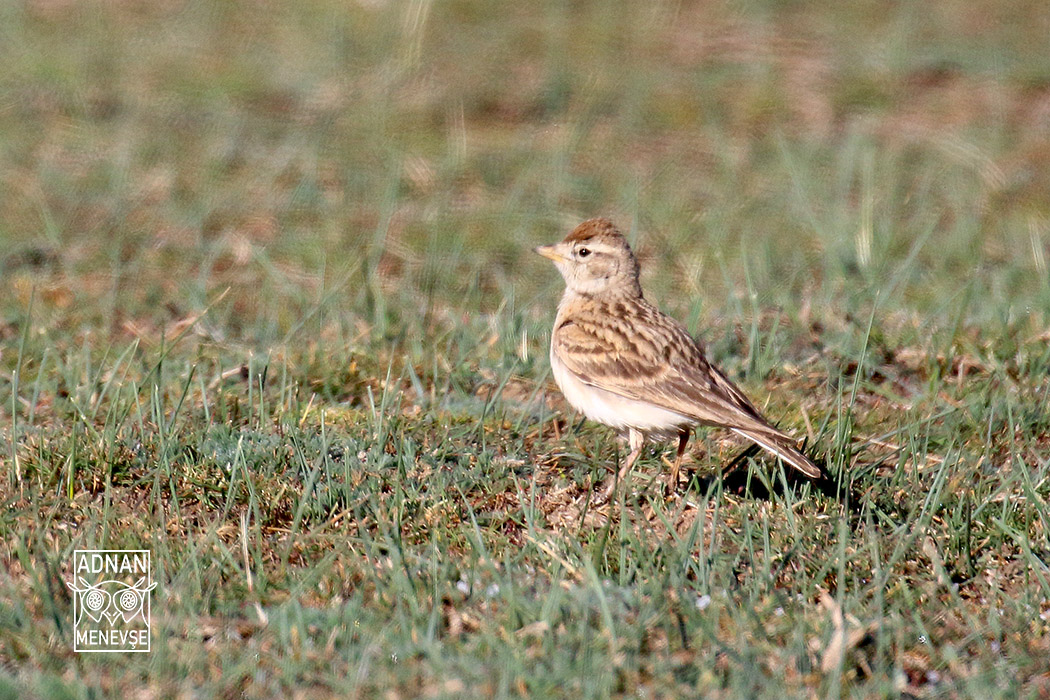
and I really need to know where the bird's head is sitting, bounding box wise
[534,218,642,298]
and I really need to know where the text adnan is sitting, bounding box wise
[75,552,149,576]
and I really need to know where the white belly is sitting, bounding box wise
[550,347,693,437]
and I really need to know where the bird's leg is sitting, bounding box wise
[600,428,644,503]
[666,429,690,495]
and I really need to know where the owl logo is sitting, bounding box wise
[66,550,156,652]
[66,576,157,627]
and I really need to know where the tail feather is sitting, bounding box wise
[730,428,822,479]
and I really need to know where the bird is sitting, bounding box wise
[535,217,821,500]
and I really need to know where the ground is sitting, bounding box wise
[1,0,1049,698]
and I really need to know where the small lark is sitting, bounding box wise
[536,218,821,500]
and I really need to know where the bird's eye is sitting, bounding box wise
[577,247,591,258]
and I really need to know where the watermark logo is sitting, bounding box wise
[65,550,156,653]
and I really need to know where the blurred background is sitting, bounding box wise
[2,0,1048,355]
[3,2,1050,696]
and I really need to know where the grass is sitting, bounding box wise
[1,0,1050,697]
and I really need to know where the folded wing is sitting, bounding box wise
[553,303,821,479]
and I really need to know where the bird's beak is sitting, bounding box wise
[534,245,568,263]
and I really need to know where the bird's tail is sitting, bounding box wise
[730,427,822,479]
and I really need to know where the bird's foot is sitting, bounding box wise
[663,473,680,498]
[594,474,619,506]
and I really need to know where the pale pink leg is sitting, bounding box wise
[666,429,690,495]
[599,428,644,503]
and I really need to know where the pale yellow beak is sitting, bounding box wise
[534,244,568,263]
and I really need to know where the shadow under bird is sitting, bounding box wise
[535,217,821,500]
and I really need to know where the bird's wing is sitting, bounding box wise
[546,298,823,478]
[553,306,822,478]
[552,305,766,430]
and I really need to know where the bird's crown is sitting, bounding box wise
[561,217,625,246]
